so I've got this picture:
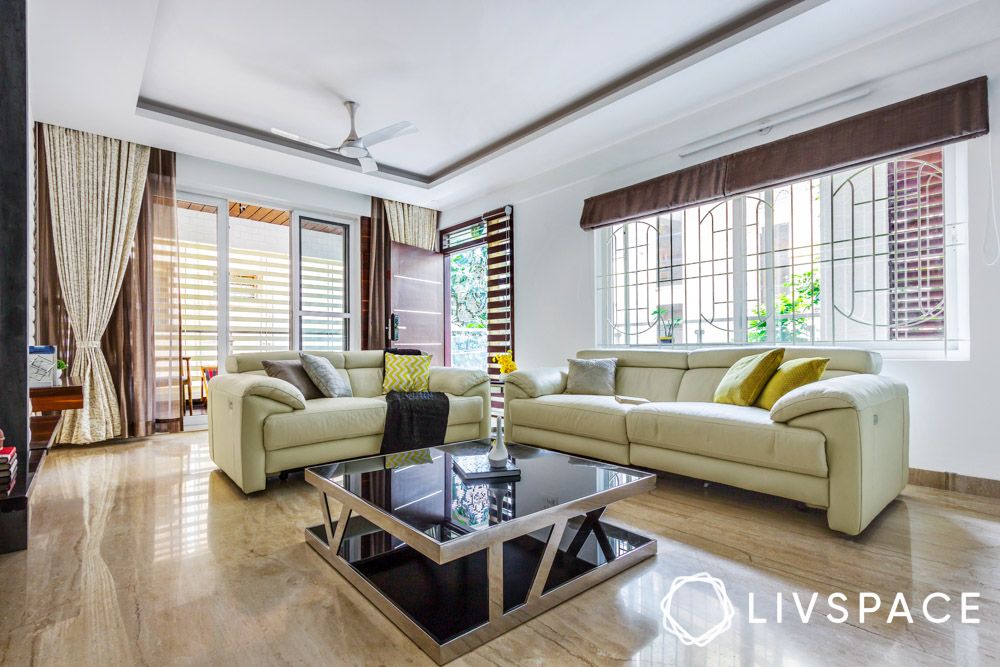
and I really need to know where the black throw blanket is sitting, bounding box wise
[381,391,450,455]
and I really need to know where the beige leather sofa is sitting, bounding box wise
[208,350,491,493]
[504,347,908,535]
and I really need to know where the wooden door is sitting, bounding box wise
[389,242,445,364]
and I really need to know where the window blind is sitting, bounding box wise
[484,207,514,410]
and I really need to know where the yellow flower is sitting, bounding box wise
[492,350,517,374]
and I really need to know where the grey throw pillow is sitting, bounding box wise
[300,353,353,398]
[565,358,617,396]
[261,360,323,400]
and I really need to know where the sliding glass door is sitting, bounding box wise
[175,194,353,382]
[296,216,350,350]
[227,208,291,354]
[176,198,220,409]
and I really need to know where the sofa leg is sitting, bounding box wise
[795,502,825,512]
[279,471,289,481]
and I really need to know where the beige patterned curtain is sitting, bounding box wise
[43,124,151,444]
[383,199,439,251]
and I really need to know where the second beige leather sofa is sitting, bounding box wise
[504,347,909,536]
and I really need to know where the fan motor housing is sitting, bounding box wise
[338,140,368,159]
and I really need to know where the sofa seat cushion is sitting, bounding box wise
[444,394,484,426]
[508,394,631,445]
[264,398,386,451]
[626,402,828,477]
[264,394,483,451]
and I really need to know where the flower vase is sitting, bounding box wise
[488,416,509,468]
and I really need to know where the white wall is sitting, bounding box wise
[881,133,1000,477]
[441,42,1000,481]
[176,154,370,219]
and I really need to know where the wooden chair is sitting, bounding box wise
[201,366,219,406]
[181,356,194,416]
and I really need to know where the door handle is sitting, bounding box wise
[388,313,400,342]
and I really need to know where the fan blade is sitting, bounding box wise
[357,155,379,173]
[271,128,333,150]
[360,121,417,147]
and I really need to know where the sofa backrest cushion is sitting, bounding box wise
[224,350,387,398]
[687,347,880,374]
[676,368,729,402]
[576,347,881,404]
[576,348,688,402]
[616,367,687,403]
[577,348,688,369]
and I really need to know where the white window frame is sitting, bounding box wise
[176,191,361,360]
[291,210,356,351]
[595,143,970,360]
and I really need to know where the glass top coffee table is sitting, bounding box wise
[304,440,657,664]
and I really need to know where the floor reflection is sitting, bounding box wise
[0,433,995,666]
[153,443,213,562]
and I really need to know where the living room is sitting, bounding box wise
[2,0,999,664]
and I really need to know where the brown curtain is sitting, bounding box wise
[34,126,182,440]
[363,198,391,350]
[102,148,181,437]
[580,76,989,230]
[147,150,183,432]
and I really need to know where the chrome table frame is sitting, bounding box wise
[304,455,656,664]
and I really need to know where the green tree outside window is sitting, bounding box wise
[748,270,820,343]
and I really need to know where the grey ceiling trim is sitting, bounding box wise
[135,97,432,186]
[137,0,825,188]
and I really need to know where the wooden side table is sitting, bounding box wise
[30,380,85,478]
[0,381,84,553]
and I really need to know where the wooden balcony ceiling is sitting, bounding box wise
[227,201,290,225]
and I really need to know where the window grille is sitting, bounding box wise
[597,146,965,352]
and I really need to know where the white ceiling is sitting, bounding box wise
[27,0,1000,212]
[140,0,777,176]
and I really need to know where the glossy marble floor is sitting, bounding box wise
[1,432,998,666]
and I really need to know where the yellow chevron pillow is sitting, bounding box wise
[383,353,432,393]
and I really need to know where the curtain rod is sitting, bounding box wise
[481,205,513,222]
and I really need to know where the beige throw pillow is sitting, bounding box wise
[300,353,354,398]
[565,358,617,396]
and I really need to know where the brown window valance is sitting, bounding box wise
[580,76,989,230]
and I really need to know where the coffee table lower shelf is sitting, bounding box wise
[305,516,656,663]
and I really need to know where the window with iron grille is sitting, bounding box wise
[597,145,967,353]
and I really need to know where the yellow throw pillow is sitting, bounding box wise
[383,353,432,393]
[713,349,785,406]
[754,357,830,410]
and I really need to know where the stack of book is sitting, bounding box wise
[0,446,16,495]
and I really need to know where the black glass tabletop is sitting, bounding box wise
[307,440,653,545]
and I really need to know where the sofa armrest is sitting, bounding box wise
[207,374,303,495]
[783,374,909,535]
[209,374,306,410]
[429,367,490,396]
[505,367,567,398]
[770,374,907,423]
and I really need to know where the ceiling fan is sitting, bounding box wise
[271,101,417,174]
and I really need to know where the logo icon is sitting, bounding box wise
[660,572,735,646]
